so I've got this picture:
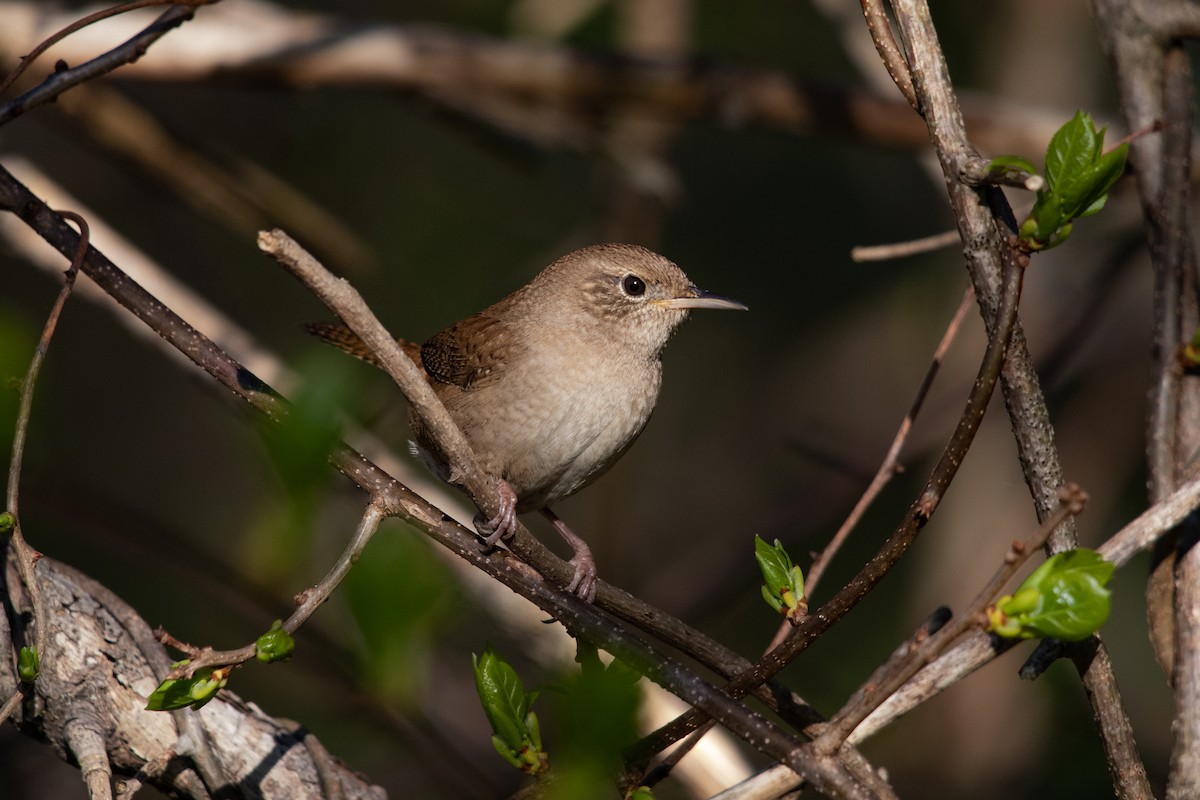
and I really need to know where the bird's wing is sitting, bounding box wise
[420,313,516,391]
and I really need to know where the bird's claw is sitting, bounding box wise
[474,479,519,550]
[566,554,598,603]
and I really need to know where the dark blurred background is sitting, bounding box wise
[0,0,1179,797]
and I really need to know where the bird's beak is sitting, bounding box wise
[655,287,748,312]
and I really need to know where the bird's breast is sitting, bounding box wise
[445,340,662,509]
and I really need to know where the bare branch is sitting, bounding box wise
[0,4,203,126]
[859,0,917,109]
[0,208,85,726]
[815,486,1086,753]
[849,230,959,261]
[156,502,386,678]
[803,284,974,602]
[0,0,213,97]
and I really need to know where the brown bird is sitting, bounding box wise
[308,243,746,601]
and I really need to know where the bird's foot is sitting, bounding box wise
[473,478,519,549]
[566,550,598,604]
[540,508,598,603]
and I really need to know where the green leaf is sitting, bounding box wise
[145,664,229,711]
[1018,112,1127,252]
[255,620,295,664]
[473,645,546,774]
[1053,148,1125,221]
[1044,110,1097,192]
[986,154,1039,176]
[473,646,527,751]
[18,646,39,683]
[755,536,790,594]
[187,672,226,709]
[1077,193,1109,219]
[491,735,524,769]
[0,512,14,535]
[628,787,657,800]
[989,549,1114,641]
[754,536,805,622]
[1074,144,1128,219]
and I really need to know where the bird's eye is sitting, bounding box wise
[621,274,647,297]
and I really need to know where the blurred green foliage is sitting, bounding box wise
[344,525,456,706]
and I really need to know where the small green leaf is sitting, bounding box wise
[473,646,529,751]
[1077,193,1109,219]
[760,584,782,613]
[145,666,229,711]
[1045,110,1097,192]
[0,512,14,535]
[988,549,1114,641]
[1017,112,1127,252]
[628,787,657,800]
[18,646,39,683]
[1073,143,1128,219]
[754,536,806,623]
[754,536,791,595]
[255,620,295,664]
[146,677,198,711]
[472,646,548,774]
[490,735,524,769]
[986,155,1039,176]
[187,672,226,709]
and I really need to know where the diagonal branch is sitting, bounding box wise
[0,3,206,126]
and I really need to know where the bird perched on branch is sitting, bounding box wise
[308,243,746,601]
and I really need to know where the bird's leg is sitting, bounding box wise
[473,478,519,549]
[538,507,597,603]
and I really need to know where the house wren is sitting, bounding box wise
[308,243,746,601]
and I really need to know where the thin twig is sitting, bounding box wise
[157,502,386,677]
[0,0,214,98]
[814,485,1086,752]
[859,0,917,110]
[850,230,960,262]
[0,209,86,726]
[958,156,1045,191]
[259,229,500,525]
[0,4,202,126]
[804,283,974,600]
[762,282,973,655]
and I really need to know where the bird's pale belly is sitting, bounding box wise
[451,358,661,511]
